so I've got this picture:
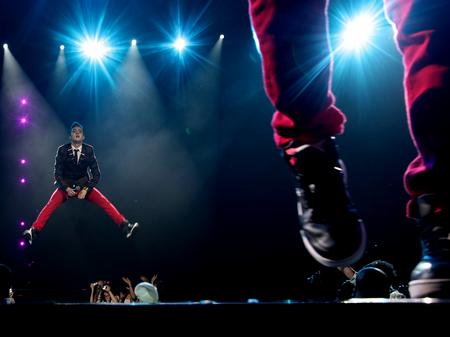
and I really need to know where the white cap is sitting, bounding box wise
[134,282,159,303]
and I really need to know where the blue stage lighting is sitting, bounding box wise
[340,13,377,52]
[80,38,110,61]
[173,37,187,52]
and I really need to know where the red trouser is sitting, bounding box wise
[32,188,126,231]
[249,0,450,216]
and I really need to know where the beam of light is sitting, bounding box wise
[113,38,164,115]
[80,37,110,61]
[104,37,165,146]
[285,52,334,109]
[173,37,187,52]
[129,0,216,93]
[326,1,404,121]
[1,40,67,230]
[1,36,64,130]
[50,43,68,97]
[51,1,129,103]
[143,0,211,61]
[330,3,390,58]
[330,3,401,62]
[179,33,223,140]
[340,12,376,52]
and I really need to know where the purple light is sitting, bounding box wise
[20,221,25,227]
[21,98,28,105]
[19,240,26,247]
[20,159,27,165]
[20,117,27,124]
[20,178,26,184]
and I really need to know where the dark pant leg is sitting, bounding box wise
[384,0,450,216]
[248,0,346,147]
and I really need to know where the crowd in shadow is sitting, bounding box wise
[1,259,411,304]
[302,260,409,302]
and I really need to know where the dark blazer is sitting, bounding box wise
[54,143,100,190]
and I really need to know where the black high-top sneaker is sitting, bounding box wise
[284,137,366,267]
[121,220,139,239]
[22,227,38,245]
[409,194,450,298]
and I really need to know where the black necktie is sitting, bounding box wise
[74,149,79,164]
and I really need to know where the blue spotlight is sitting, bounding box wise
[340,12,376,52]
[60,44,65,51]
[79,38,109,61]
[131,39,137,47]
[173,37,187,52]
[52,2,128,95]
[3,43,8,49]
[219,34,224,40]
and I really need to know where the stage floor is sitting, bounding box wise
[2,299,447,332]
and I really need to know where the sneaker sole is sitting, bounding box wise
[126,223,139,239]
[409,278,450,298]
[23,230,33,245]
[300,219,367,268]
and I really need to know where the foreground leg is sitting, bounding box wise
[249,0,366,267]
[385,0,450,298]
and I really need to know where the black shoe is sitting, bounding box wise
[409,194,450,298]
[285,137,366,267]
[122,220,139,239]
[22,227,37,245]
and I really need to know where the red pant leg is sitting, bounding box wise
[86,188,126,226]
[384,0,450,215]
[248,0,346,147]
[32,188,67,231]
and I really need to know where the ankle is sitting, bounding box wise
[283,137,342,173]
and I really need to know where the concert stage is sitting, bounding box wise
[1,299,447,332]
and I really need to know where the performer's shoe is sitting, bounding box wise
[22,227,38,245]
[409,194,450,298]
[284,137,366,267]
[122,220,139,239]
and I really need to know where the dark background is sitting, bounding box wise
[0,0,419,302]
